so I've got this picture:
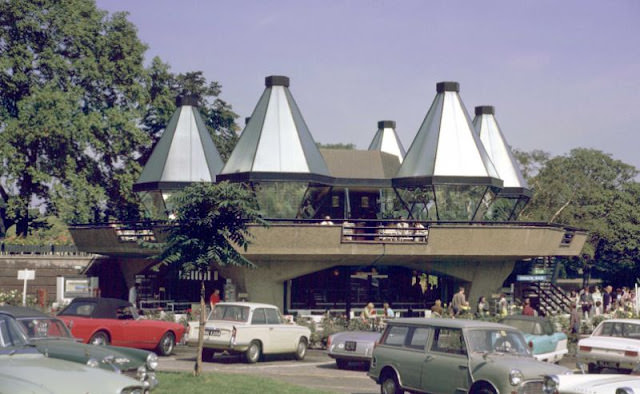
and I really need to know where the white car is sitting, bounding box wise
[578,319,640,373]
[543,373,640,394]
[186,302,311,363]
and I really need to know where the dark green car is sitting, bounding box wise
[0,306,158,391]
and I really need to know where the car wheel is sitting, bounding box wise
[588,363,602,374]
[245,341,261,363]
[156,332,176,356]
[201,348,215,361]
[380,372,403,394]
[294,339,307,360]
[336,359,348,369]
[471,383,497,394]
[89,331,110,346]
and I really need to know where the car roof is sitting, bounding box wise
[215,302,280,309]
[389,317,516,330]
[59,297,132,319]
[500,315,547,322]
[0,305,52,319]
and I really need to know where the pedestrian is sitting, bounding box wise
[383,302,395,319]
[451,286,466,316]
[579,287,593,320]
[431,299,444,317]
[603,285,613,313]
[497,293,508,317]
[476,296,490,318]
[128,282,138,308]
[209,289,221,311]
[522,298,536,316]
[570,303,581,335]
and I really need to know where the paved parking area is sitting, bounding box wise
[158,346,379,393]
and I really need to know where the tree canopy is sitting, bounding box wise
[0,0,239,237]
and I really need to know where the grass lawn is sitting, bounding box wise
[155,371,332,393]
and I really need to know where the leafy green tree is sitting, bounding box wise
[517,148,639,283]
[0,0,149,234]
[153,181,266,376]
[141,65,240,162]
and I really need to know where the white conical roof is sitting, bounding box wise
[134,96,224,192]
[473,106,530,196]
[394,82,502,187]
[368,120,406,163]
[218,76,330,183]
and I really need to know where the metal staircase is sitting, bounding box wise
[522,257,572,315]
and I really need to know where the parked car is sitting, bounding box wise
[368,318,571,394]
[57,297,185,356]
[0,305,158,390]
[543,373,640,394]
[577,318,640,373]
[327,330,382,369]
[500,315,568,363]
[0,311,146,394]
[186,302,310,363]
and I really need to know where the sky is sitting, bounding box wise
[96,0,640,171]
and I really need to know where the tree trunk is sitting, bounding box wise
[194,279,206,376]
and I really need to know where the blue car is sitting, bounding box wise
[500,315,568,363]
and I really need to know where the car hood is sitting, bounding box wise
[0,352,143,394]
[553,374,640,392]
[32,338,147,371]
[580,335,640,350]
[471,353,570,379]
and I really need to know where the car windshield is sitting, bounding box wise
[0,315,30,348]
[18,318,73,340]
[210,305,250,322]
[594,321,640,338]
[465,328,530,356]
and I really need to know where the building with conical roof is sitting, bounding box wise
[473,105,532,220]
[393,82,503,221]
[133,96,225,218]
[368,120,406,163]
[217,76,332,218]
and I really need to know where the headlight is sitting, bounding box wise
[136,365,147,381]
[86,358,99,368]
[146,353,158,370]
[543,375,559,394]
[509,369,524,386]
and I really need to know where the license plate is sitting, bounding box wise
[206,329,221,336]
[345,341,357,351]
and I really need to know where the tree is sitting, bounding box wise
[141,65,240,162]
[152,181,266,376]
[0,0,149,233]
[517,148,639,283]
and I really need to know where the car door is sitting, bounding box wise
[249,308,269,350]
[421,327,471,393]
[265,308,292,352]
[399,326,432,391]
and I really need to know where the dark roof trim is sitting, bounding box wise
[475,105,495,115]
[265,75,290,87]
[393,175,504,188]
[216,171,334,184]
[133,181,205,192]
[436,81,460,93]
[378,120,396,128]
[497,187,533,198]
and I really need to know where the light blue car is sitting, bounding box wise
[500,315,568,363]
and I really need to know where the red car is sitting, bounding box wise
[57,297,185,356]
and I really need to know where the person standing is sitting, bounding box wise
[580,287,593,319]
[603,285,612,313]
[209,289,221,311]
[451,286,466,316]
[570,303,581,336]
[128,282,138,308]
[497,293,508,317]
[592,286,603,315]
[383,302,395,319]
[522,298,535,316]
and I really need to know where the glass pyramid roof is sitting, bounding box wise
[218,76,331,183]
[368,120,406,163]
[133,96,224,192]
[394,82,502,188]
[472,106,531,197]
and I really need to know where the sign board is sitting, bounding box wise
[17,269,35,280]
[517,274,548,282]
